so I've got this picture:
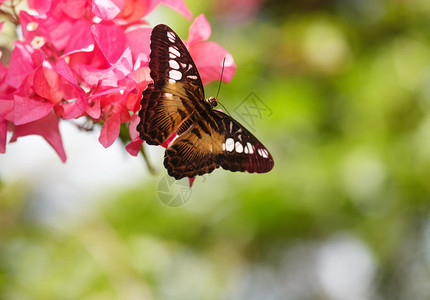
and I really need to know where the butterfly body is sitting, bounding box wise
[137,24,274,179]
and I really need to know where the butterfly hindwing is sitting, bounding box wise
[137,24,204,145]
[164,110,274,179]
[214,111,274,174]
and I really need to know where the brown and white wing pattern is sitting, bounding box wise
[137,24,205,145]
[138,24,274,179]
[164,110,274,179]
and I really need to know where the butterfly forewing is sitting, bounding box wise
[137,24,205,145]
[148,24,204,97]
[137,81,194,145]
[164,110,274,179]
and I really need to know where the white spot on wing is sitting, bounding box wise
[244,145,249,154]
[258,148,269,158]
[168,79,176,84]
[167,31,175,43]
[169,60,180,69]
[222,143,226,151]
[165,92,174,99]
[235,142,243,153]
[226,138,234,152]
[247,142,254,154]
[187,75,198,80]
[169,69,182,80]
[169,46,180,57]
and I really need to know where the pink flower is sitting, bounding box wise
[116,0,192,23]
[10,111,67,162]
[92,0,124,20]
[125,113,144,155]
[0,98,13,153]
[187,14,236,85]
[0,118,7,153]
[0,0,235,184]
[5,41,34,90]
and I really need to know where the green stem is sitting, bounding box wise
[139,144,157,175]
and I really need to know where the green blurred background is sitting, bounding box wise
[3,0,430,299]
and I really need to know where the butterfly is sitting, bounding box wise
[137,24,274,179]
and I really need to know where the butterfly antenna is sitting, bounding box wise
[216,57,231,116]
[215,57,226,99]
[218,102,231,116]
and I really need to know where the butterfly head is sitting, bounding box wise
[205,96,218,108]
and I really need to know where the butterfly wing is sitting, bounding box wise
[164,110,274,179]
[137,24,205,145]
[214,111,274,174]
[138,24,274,179]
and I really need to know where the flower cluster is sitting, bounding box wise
[0,0,235,167]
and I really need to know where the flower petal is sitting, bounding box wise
[66,44,107,69]
[33,66,63,104]
[61,0,91,19]
[74,48,133,87]
[5,42,34,89]
[55,59,88,119]
[61,99,87,119]
[56,59,87,99]
[115,0,150,23]
[125,27,151,61]
[98,90,130,148]
[188,14,211,44]
[0,117,7,153]
[63,19,95,55]
[124,66,151,112]
[128,113,140,140]
[27,0,52,14]
[25,12,94,54]
[189,41,236,84]
[86,85,124,119]
[0,99,14,122]
[93,0,124,20]
[86,96,101,119]
[99,105,121,148]
[126,137,143,156]
[10,111,67,162]
[158,0,192,20]
[0,65,9,95]
[91,22,127,64]
[127,66,151,88]
[14,95,54,125]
